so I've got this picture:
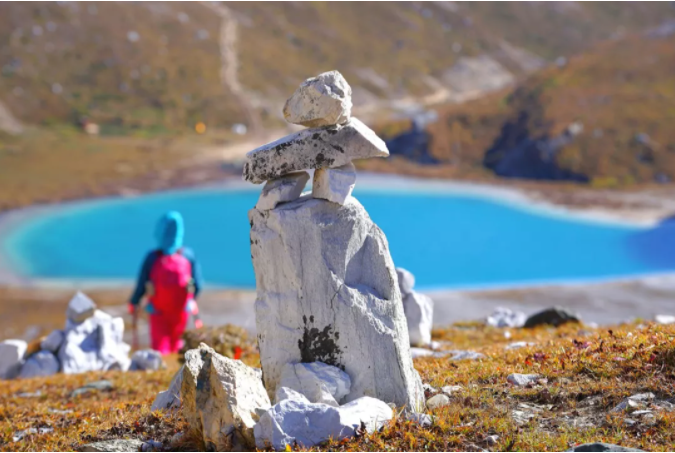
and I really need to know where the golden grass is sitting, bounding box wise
[2,321,675,451]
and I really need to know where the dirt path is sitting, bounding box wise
[200,1,263,136]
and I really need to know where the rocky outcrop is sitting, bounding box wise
[283,70,352,128]
[250,196,424,409]
[254,393,393,451]
[180,344,271,450]
[151,367,183,412]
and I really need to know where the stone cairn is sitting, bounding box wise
[0,292,162,380]
[152,71,425,451]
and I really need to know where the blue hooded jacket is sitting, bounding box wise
[129,211,202,307]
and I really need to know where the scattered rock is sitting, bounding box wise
[19,351,59,378]
[129,349,164,371]
[505,341,535,350]
[41,329,65,353]
[524,307,580,328]
[283,70,352,128]
[250,195,423,409]
[17,390,42,398]
[278,361,351,406]
[151,366,183,412]
[402,292,434,347]
[486,307,526,328]
[486,435,499,446]
[426,393,451,410]
[81,439,144,452]
[422,383,438,394]
[406,412,433,427]
[254,395,392,451]
[0,339,27,379]
[441,385,463,395]
[395,267,416,295]
[312,162,356,205]
[611,393,656,412]
[140,440,163,452]
[256,172,310,211]
[181,344,271,450]
[71,380,113,397]
[243,118,389,184]
[655,314,675,325]
[66,291,97,324]
[448,350,486,361]
[410,347,435,359]
[507,373,541,386]
[12,427,53,442]
[566,443,645,452]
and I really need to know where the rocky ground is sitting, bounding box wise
[2,320,675,451]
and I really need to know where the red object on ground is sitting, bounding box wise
[234,346,243,360]
[149,251,193,355]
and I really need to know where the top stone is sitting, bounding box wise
[283,70,352,128]
[66,292,97,324]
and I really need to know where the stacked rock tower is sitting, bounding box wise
[245,71,424,409]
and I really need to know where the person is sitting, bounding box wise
[129,211,203,354]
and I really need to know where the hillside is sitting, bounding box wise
[1,2,674,134]
[366,30,675,187]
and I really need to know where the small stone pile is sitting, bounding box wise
[396,267,434,347]
[244,70,388,209]
[0,292,162,380]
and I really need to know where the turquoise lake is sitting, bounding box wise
[2,184,675,290]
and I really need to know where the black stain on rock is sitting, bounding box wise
[298,315,343,369]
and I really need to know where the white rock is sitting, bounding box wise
[151,366,183,412]
[402,292,433,347]
[312,162,356,205]
[181,344,271,450]
[275,386,308,404]
[40,329,64,353]
[0,340,27,379]
[19,351,59,378]
[410,347,435,359]
[505,341,535,350]
[426,393,451,410]
[486,307,526,328]
[278,361,351,406]
[130,349,164,371]
[250,196,424,409]
[66,291,97,323]
[396,268,416,295]
[254,396,392,451]
[243,118,388,184]
[655,314,675,325]
[441,385,463,395]
[58,313,130,374]
[283,70,352,128]
[406,412,433,427]
[256,172,310,210]
[507,373,541,386]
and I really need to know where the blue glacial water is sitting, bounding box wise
[2,184,675,290]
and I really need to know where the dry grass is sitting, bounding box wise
[3,321,675,451]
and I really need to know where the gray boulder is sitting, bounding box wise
[312,162,356,205]
[40,329,64,353]
[256,172,310,211]
[19,351,59,378]
[402,292,433,347]
[129,349,164,371]
[59,311,130,374]
[66,291,97,324]
[283,70,352,128]
[181,344,271,450]
[0,339,27,379]
[277,361,351,406]
[250,195,424,409]
[243,118,388,184]
[254,394,392,451]
[151,366,183,412]
[524,307,580,328]
[395,268,416,295]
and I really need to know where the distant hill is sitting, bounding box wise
[369,29,675,187]
[1,2,674,135]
